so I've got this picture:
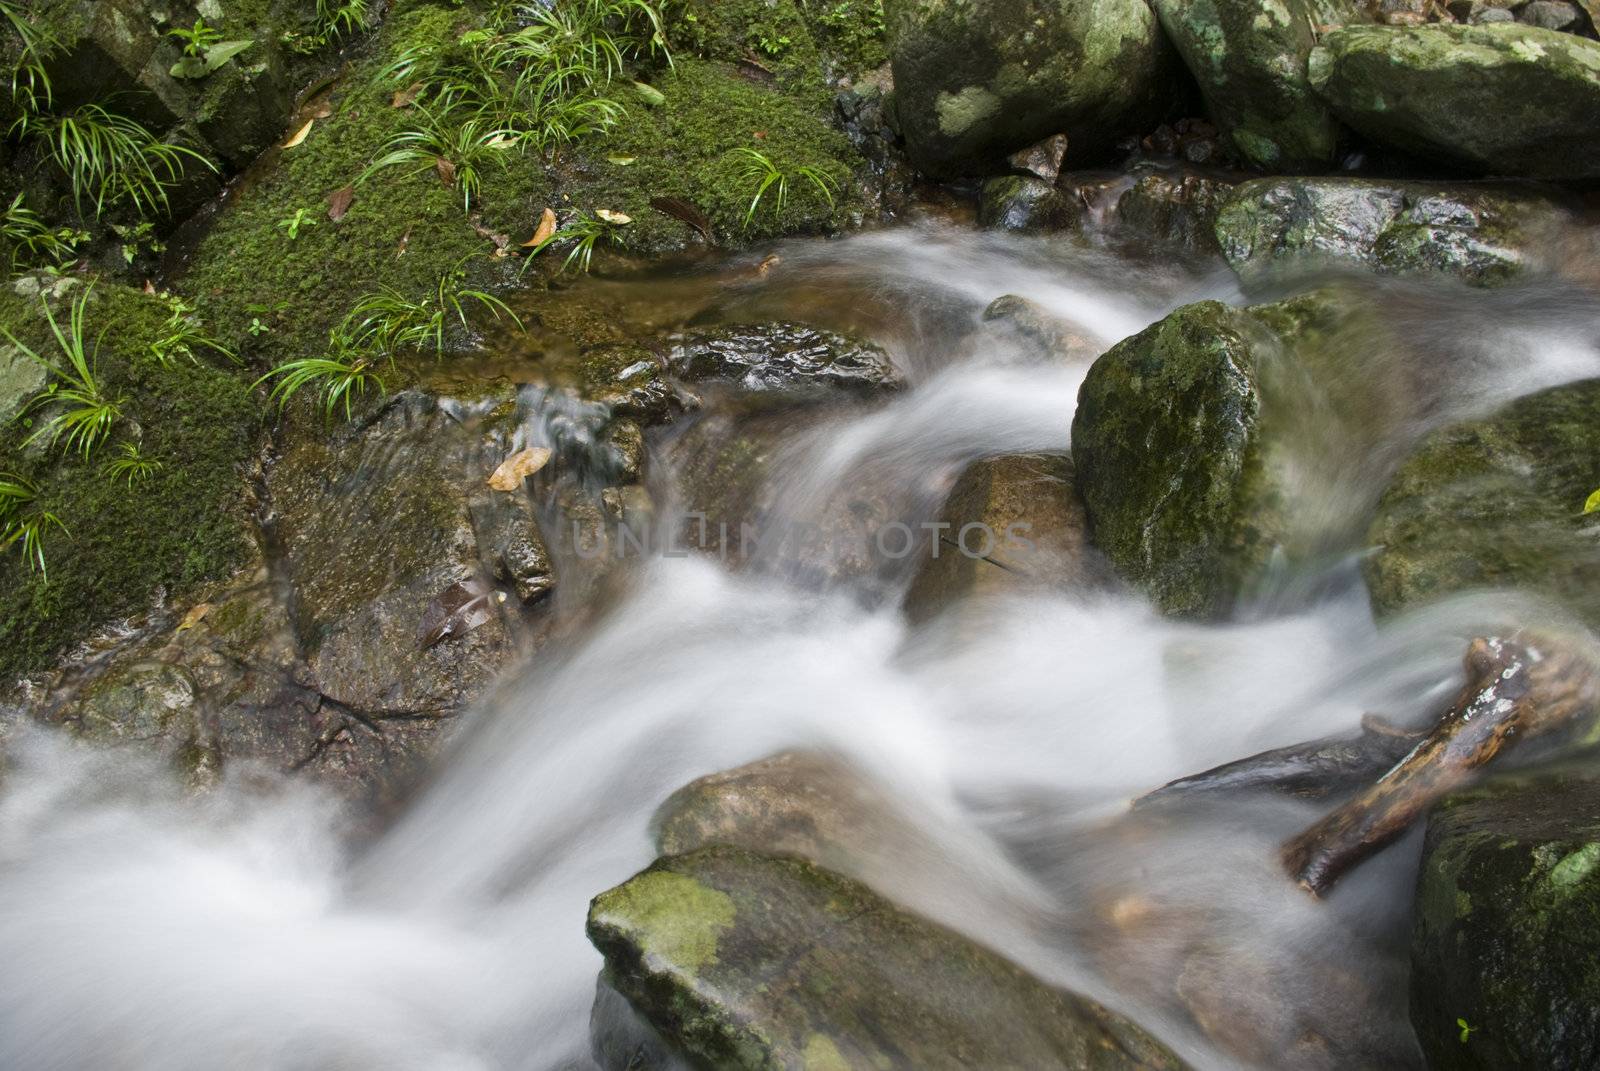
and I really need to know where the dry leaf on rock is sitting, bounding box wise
[488,447,553,491]
[283,119,314,148]
[417,579,503,649]
[392,82,425,108]
[523,207,558,248]
[177,603,211,631]
[327,185,355,221]
[435,156,457,186]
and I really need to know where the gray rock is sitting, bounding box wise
[1114,167,1237,257]
[1519,0,1582,29]
[1475,5,1518,21]
[1308,24,1600,181]
[1214,176,1574,286]
[885,0,1177,176]
[1008,133,1072,184]
[669,322,898,393]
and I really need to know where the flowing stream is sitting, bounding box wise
[3,222,1600,1069]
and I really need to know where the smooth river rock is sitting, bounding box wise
[1308,24,1600,180]
[668,322,899,394]
[884,0,1176,177]
[587,846,1188,1070]
[1214,176,1575,285]
[1366,379,1600,629]
[1151,0,1366,171]
[1411,773,1600,1069]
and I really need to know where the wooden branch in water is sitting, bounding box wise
[1282,635,1600,898]
[1133,714,1424,808]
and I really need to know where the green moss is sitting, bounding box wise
[0,280,259,680]
[590,869,737,977]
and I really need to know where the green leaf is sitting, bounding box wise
[169,39,254,78]
[631,80,666,107]
[1585,489,1600,515]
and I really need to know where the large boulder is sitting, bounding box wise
[1411,773,1600,1069]
[1214,177,1576,286]
[1072,290,1405,616]
[884,0,1177,177]
[586,846,1187,1070]
[1307,24,1600,181]
[1366,379,1600,629]
[1151,0,1365,170]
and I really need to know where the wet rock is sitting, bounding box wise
[977,175,1083,234]
[1114,167,1237,257]
[904,453,1111,621]
[1151,0,1367,171]
[981,295,1100,364]
[1073,291,1398,616]
[668,322,899,394]
[587,846,1188,1070]
[1365,379,1600,629]
[1308,24,1600,180]
[884,0,1177,177]
[0,338,48,423]
[1214,177,1574,286]
[1411,773,1600,1069]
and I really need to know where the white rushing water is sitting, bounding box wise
[2,224,1599,1070]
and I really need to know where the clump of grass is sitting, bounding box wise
[314,0,374,44]
[2,193,85,269]
[147,295,235,367]
[526,210,630,274]
[100,442,162,487]
[359,96,518,213]
[5,285,124,459]
[257,257,521,419]
[727,146,838,230]
[1,0,56,131]
[0,472,67,579]
[36,104,214,219]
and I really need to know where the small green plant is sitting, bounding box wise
[1457,1018,1475,1043]
[359,97,517,213]
[168,18,223,57]
[4,285,123,459]
[276,207,319,240]
[248,316,271,337]
[342,255,521,357]
[257,348,386,421]
[148,296,235,367]
[2,193,85,269]
[525,210,631,274]
[110,219,166,267]
[37,105,213,219]
[726,147,839,230]
[756,32,792,57]
[0,473,66,578]
[1,0,56,131]
[100,442,162,487]
[313,0,373,43]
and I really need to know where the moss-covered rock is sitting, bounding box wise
[587,846,1188,1070]
[1072,290,1399,616]
[0,279,259,680]
[1365,379,1600,629]
[1112,166,1236,257]
[1308,24,1600,180]
[1151,0,1366,170]
[884,0,1177,177]
[1214,176,1575,286]
[1411,773,1600,1069]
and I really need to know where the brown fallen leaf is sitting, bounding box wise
[488,446,553,491]
[177,603,212,631]
[469,215,512,256]
[649,196,713,241]
[311,101,334,120]
[327,185,355,222]
[523,207,558,248]
[395,226,411,258]
[283,118,314,148]
[435,156,457,186]
[417,578,504,649]
[755,253,781,277]
[391,82,425,108]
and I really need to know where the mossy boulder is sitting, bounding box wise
[587,846,1188,1070]
[1151,0,1366,170]
[1072,291,1397,616]
[1365,379,1600,629]
[1308,24,1600,180]
[884,0,1177,177]
[1411,773,1600,1069]
[1112,166,1237,257]
[1214,177,1575,286]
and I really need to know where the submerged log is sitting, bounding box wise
[1282,635,1600,897]
[1134,714,1424,808]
